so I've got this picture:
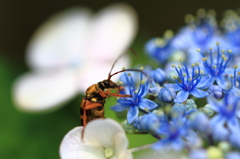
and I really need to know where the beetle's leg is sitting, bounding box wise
[102,91,132,97]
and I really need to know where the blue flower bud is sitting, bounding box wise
[189,112,211,134]
[133,114,160,133]
[150,68,166,85]
[157,87,176,103]
[207,85,223,99]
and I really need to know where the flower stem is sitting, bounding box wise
[128,143,154,153]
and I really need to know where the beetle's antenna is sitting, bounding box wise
[108,48,137,80]
[108,69,149,81]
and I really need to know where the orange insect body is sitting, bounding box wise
[80,49,147,126]
[80,79,129,126]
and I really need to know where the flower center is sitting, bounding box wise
[198,43,232,77]
[172,60,203,91]
[104,148,114,158]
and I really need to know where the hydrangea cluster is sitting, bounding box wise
[58,8,240,159]
[110,8,240,158]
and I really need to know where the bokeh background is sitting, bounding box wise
[0,0,239,158]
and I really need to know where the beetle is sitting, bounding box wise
[80,50,147,126]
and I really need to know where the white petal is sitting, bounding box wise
[113,132,132,159]
[13,68,78,112]
[60,127,106,159]
[83,119,126,149]
[85,3,138,61]
[27,7,92,69]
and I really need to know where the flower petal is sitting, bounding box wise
[86,3,137,62]
[138,98,158,110]
[27,8,92,69]
[110,104,128,112]
[13,68,78,112]
[84,119,125,149]
[164,83,182,91]
[174,90,189,103]
[113,132,132,159]
[59,126,105,159]
[127,106,139,124]
[198,76,214,89]
[191,88,208,98]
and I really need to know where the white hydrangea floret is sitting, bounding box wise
[59,119,132,159]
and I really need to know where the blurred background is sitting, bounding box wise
[0,0,239,158]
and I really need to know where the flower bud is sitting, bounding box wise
[207,85,223,99]
[185,99,197,110]
[121,120,135,134]
[171,103,186,117]
[150,68,166,85]
[133,114,159,133]
[202,104,214,116]
[157,87,176,103]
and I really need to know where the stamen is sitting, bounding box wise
[122,67,126,70]
[183,73,186,77]
[200,70,204,74]
[221,50,225,53]
[192,63,195,67]
[234,65,238,69]
[197,48,201,52]
[216,42,220,45]
[118,81,123,85]
[127,73,131,76]
[228,49,232,53]
[172,64,176,68]
[173,76,178,79]
[140,66,144,70]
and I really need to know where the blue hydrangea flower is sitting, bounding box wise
[207,95,240,141]
[198,43,232,89]
[110,72,158,124]
[145,30,174,64]
[153,109,199,151]
[164,60,208,103]
[171,9,220,63]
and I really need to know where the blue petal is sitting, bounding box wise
[174,90,189,103]
[191,88,208,98]
[138,98,158,110]
[127,106,139,124]
[164,83,182,91]
[227,117,240,132]
[110,104,128,112]
[198,76,214,89]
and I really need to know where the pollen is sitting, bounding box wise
[213,65,217,69]
[127,73,131,76]
[200,70,204,74]
[122,67,126,70]
[221,50,225,53]
[191,63,195,67]
[197,48,201,52]
[178,65,181,68]
[209,47,213,50]
[196,62,200,66]
[173,76,178,79]
[183,73,186,77]
[216,42,220,45]
[140,66,144,70]
[104,148,114,158]
[118,81,123,85]
[172,64,176,68]
[234,65,238,69]
[228,49,232,53]
[180,58,184,62]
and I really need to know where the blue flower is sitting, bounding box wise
[150,68,166,85]
[145,30,174,64]
[207,85,223,99]
[208,95,240,141]
[110,71,158,124]
[153,109,199,151]
[198,43,232,89]
[165,60,208,103]
[171,9,220,63]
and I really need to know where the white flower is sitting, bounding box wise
[59,119,132,159]
[13,3,138,112]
